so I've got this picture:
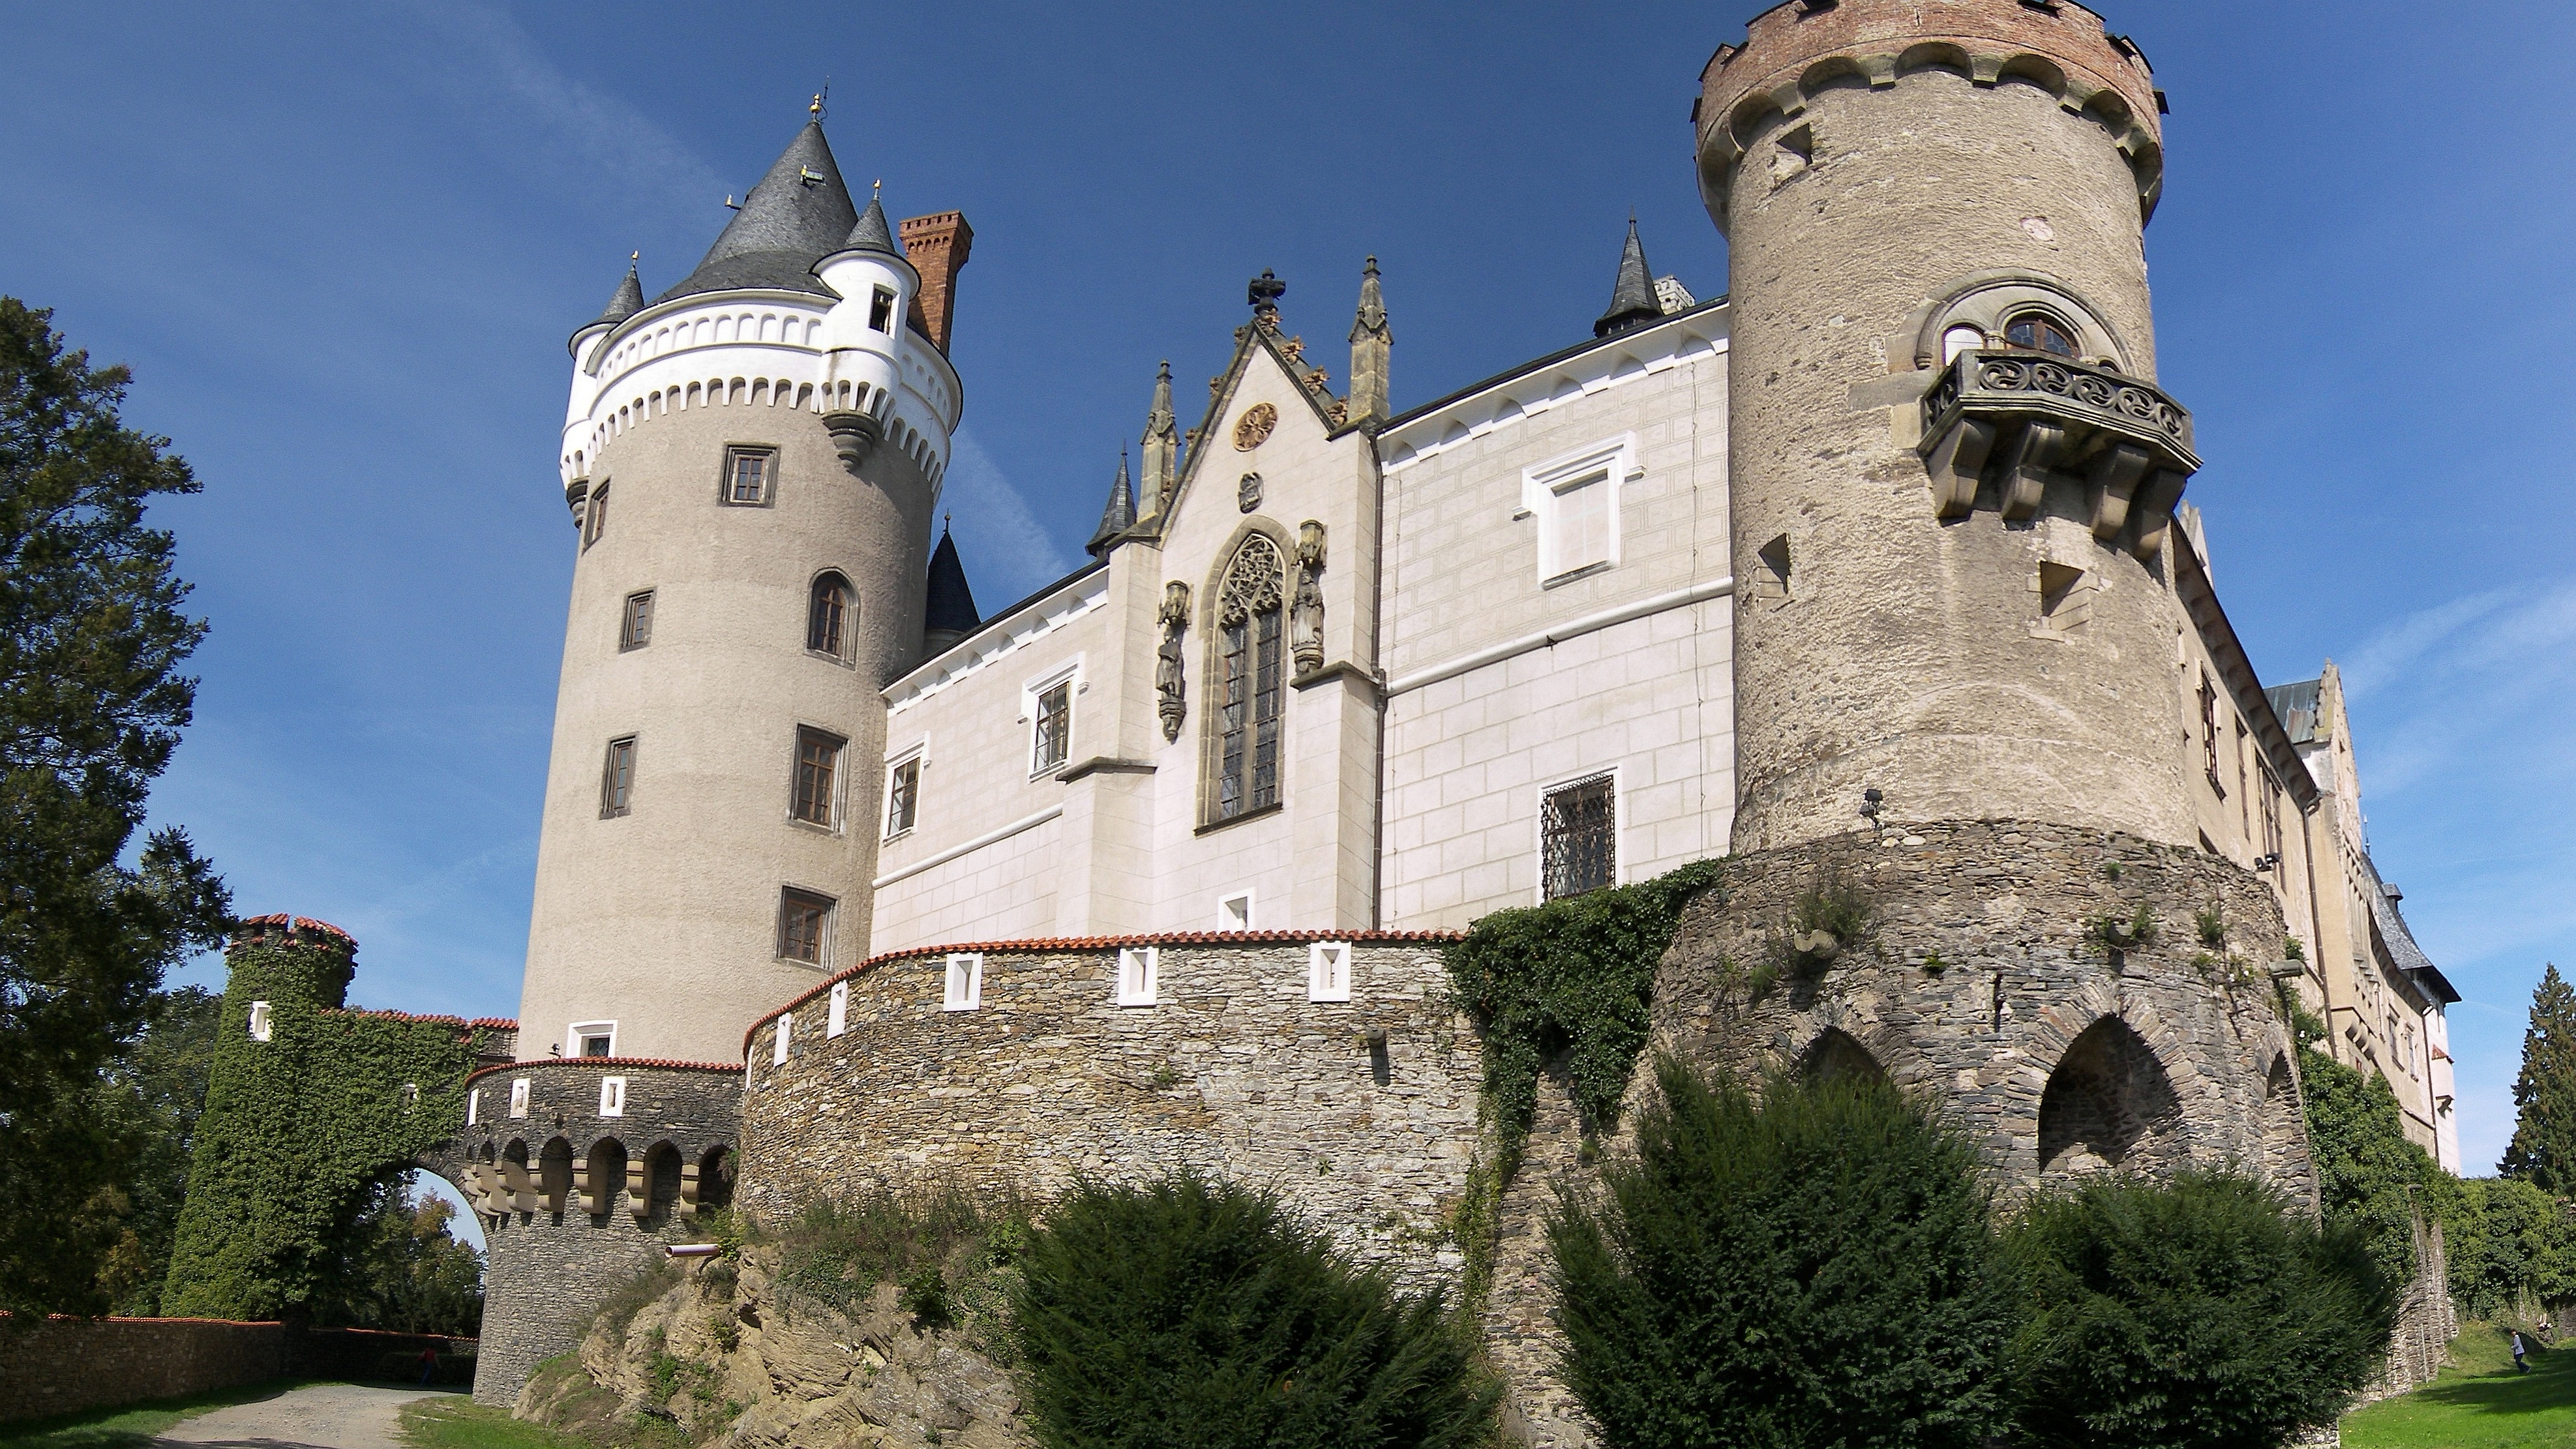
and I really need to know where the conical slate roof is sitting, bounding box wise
[655,122,860,305]
[589,259,644,332]
[1594,218,1662,338]
[1087,452,1136,558]
[840,195,900,256]
[924,524,979,637]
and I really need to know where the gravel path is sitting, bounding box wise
[152,1382,455,1449]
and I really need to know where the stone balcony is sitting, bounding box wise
[1919,350,2201,554]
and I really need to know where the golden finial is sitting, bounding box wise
[873,178,883,200]
[811,93,823,119]
[630,250,639,262]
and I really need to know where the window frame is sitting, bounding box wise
[601,736,638,818]
[248,1000,273,1042]
[569,1019,617,1058]
[869,287,896,333]
[582,481,610,550]
[1025,661,1080,779]
[777,887,835,967]
[1116,946,1158,1008]
[884,743,924,841]
[508,1077,531,1118]
[827,981,849,1038]
[944,953,983,1012]
[806,572,854,663]
[790,725,848,831]
[619,590,655,651]
[598,1077,627,1118]
[719,445,776,507]
[1308,941,1353,1003]
[1218,890,1255,932]
[1521,436,1636,586]
[1537,768,1621,903]
[1204,535,1287,828]
[2003,310,2082,359]
[771,1013,793,1065]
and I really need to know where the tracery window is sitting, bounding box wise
[1209,535,1285,823]
[2004,312,2079,359]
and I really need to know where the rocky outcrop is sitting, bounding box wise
[519,1247,1032,1449]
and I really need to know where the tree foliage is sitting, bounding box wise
[1012,1173,1495,1449]
[2504,963,2576,1194]
[1999,1171,2397,1449]
[2445,1175,2576,1320]
[0,296,230,1318]
[100,983,225,1313]
[1549,1059,2009,1449]
[2301,1044,2445,1287]
[307,1181,485,1336]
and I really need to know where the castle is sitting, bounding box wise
[172,1,2464,1433]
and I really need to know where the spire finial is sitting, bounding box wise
[630,250,640,262]
[811,85,828,123]
[873,178,882,199]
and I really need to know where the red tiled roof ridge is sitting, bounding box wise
[463,1057,747,1088]
[233,912,357,942]
[749,928,1467,1054]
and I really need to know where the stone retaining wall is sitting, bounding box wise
[0,1319,476,1424]
[736,935,1483,1289]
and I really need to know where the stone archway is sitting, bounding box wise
[2037,1016,2184,1177]
[1799,1026,1889,1085]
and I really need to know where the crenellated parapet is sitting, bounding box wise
[1696,0,2166,226]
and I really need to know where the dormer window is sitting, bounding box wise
[869,287,896,333]
[2003,312,2079,359]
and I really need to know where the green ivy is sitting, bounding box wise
[160,930,495,1320]
[1445,860,1724,1175]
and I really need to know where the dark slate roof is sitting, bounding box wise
[924,526,978,636]
[590,260,644,331]
[1595,218,1663,338]
[841,196,899,256]
[654,122,859,306]
[2265,678,2324,745]
[2363,858,2460,1005]
[1087,453,1136,557]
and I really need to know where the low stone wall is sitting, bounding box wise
[0,1316,287,1422]
[736,933,1481,1289]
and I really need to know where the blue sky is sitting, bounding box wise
[5,1,2570,1184]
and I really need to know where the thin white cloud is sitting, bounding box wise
[939,428,1079,608]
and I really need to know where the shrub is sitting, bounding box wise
[1999,1171,2397,1449]
[1550,1058,2009,1448]
[773,1186,1019,1319]
[1013,1173,1494,1449]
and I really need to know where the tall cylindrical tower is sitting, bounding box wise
[1699,0,2199,852]
[517,123,961,1064]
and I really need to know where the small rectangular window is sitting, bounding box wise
[1550,471,1611,576]
[599,1077,627,1117]
[620,590,653,651]
[248,1000,273,1042]
[572,1021,616,1058]
[1308,942,1353,1003]
[885,754,921,839]
[723,447,773,505]
[772,1012,793,1065]
[466,1087,479,1126]
[869,287,896,333]
[1219,891,1253,931]
[792,727,845,828]
[1032,679,1071,775]
[1116,946,1158,1008]
[945,953,983,1012]
[779,888,833,965]
[601,736,638,818]
[827,981,849,1038]
[583,482,610,549]
[508,1077,531,1118]
[1542,773,1617,901]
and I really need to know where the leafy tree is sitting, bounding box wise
[100,984,224,1313]
[2504,963,2576,1193]
[307,1180,485,1336]
[2301,1045,2446,1287]
[1999,1171,2397,1449]
[0,297,230,1317]
[1013,1173,1494,1449]
[2445,1176,2576,1321]
[1549,1058,2009,1449]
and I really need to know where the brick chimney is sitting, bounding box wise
[899,211,974,353]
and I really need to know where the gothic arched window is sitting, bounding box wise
[807,573,852,661]
[2003,312,2080,359]
[1208,535,1285,822]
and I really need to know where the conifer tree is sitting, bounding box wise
[2502,963,2576,1192]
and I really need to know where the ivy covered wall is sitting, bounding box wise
[161,916,506,1321]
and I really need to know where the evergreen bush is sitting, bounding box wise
[1549,1058,2009,1449]
[1012,1173,1494,1449]
[1999,1170,2397,1449]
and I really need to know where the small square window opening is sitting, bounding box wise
[1116,946,1158,1008]
[571,1021,616,1058]
[869,287,896,333]
[248,1000,273,1042]
[1542,773,1617,901]
[779,889,834,965]
[1218,891,1253,931]
[1308,942,1353,1003]
[724,448,773,505]
[945,953,983,1011]
[620,590,654,651]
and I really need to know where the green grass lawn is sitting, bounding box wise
[0,1379,330,1449]
[400,1398,597,1449]
[2344,1322,2576,1449]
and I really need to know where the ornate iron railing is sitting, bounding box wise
[1923,350,2197,472]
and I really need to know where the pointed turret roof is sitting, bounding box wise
[655,121,860,305]
[591,258,644,331]
[1087,451,1137,557]
[924,523,979,637]
[1595,218,1662,338]
[841,194,900,256]
[1350,255,1390,342]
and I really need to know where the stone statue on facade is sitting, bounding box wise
[1156,580,1190,741]
[1292,520,1327,676]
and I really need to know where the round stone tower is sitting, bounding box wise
[518,120,965,1064]
[1698,0,2199,853]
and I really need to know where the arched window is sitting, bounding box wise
[2003,312,2079,358]
[807,573,851,660]
[1208,535,1286,822]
